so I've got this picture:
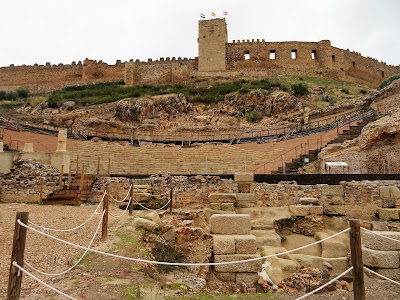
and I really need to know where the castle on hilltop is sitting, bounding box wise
[0,18,399,94]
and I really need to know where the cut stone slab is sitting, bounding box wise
[215,272,235,282]
[289,205,310,217]
[251,230,281,248]
[372,268,400,282]
[321,185,344,196]
[220,203,235,211]
[236,193,256,202]
[133,192,151,201]
[208,193,237,203]
[22,143,34,152]
[234,172,254,183]
[315,231,349,258]
[379,186,391,199]
[134,218,157,232]
[330,196,345,205]
[146,211,161,224]
[299,198,320,206]
[362,247,400,268]
[214,254,262,272]
[381,198,397,208]
[236,273,258,288]
[258,246,291,259]
[204,208,233,221]
[235,235,257,254]
[378,208,400,221]
[210,203,221,210]
[213,235,235,255]
[389,186,400,199]
[210,214,251,235]
[323,205,346,216]
[362,231,400,251]
[291,254,349,276]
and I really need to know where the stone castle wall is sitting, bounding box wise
[0,59,124,94]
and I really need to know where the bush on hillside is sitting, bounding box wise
[379,74,400,90]
[16,89,29,98]
[245,110,261,122]
[291,82,309,96]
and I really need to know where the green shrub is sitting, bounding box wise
[291,82,309,96]
[16,89,29,98]
[340,88,350,94]
[0,91,6,100]
[5,92,17,101]
[239,87,249,94]
[280,85,289,92]
[379,74,400,90]
[329,98,337,105]
[359,89,367,95]
[245,110,261,122]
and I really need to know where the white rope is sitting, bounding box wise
[132,196,171,211]
[107,184,132,203]
[109,197,131,218]
[18,221,349,266]
[12,262,77,300]
[28,191,106,232]
[151,188,171,198]
[24,210,105,276]
[294,266,353,300]
[364,266,400,286]
[361,228,400,243]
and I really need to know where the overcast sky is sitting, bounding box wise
[1,0,399,68]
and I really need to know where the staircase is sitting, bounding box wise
[272,115,376,174]
[44,175,97,205]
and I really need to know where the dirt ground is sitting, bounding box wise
[1,203,399,300]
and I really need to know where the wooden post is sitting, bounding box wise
[39,178,43,205]
[58,164,64,190]
[102,192,109,240]
[76,156,79,176]
[129,184,133,216]
[80,164,85,191]
[169,188,173,213]
[7,212,29,300]
[282,156,285,174]
[349,219,365,300]
[107,158,111,177]
[67,162,72,187]
[97,157,100,175]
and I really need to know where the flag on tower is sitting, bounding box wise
[200,13,205,18]
[211,12,216,17]
[223,11,228,16]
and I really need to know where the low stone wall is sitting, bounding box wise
[88,176,400,220]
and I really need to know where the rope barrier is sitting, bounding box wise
[364,266,400,286]
[17,221,349,266]
[28,191,106,232]
[106,184,132,203]
[132,196,171,211]
[361,228,400,243]
[24,210,105,277]
[109,197,132,218]
[13,262,78,300]
[294,267,353,300]
[151,188,172,198]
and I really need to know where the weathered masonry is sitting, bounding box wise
[0,18,399,94]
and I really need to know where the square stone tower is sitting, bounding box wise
[198,18,227,72]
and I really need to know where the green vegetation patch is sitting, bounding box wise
[379,74,400,90]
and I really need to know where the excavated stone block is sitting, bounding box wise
[289,205,310,217]
[379,186,391,199]
[259,246,291,259]
[373,268,400,281]
[251,230,281,248]
[237,202,255,208]
[221,203,235,211]
[238,183,251,193]
[133,192,151,201]
[146,211,161,224]
[213,235,235,255]
[210,203,221,210]
[378,208,400,221]
[234,172,254,183]
[236,193,256,202]
[363,231,400,251]
[330,196,345,205]
[323,205,346,216]
[214,254,262,272]
[208,193,236,203]
[321,185,344,196]
[310,206,323,215]
[299,198,319,206]
[215,272,235,282]
[210,214,251,235]
[58,129,67,142]
[134,218,157,232]
[56,141,66,152]
[362,247,400,268]
[0,142,3,152]
[278,258,299,272]
[389,186,400,199]
[235,235,257,254]
[381,198,397,208]
[236,273,258,288]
